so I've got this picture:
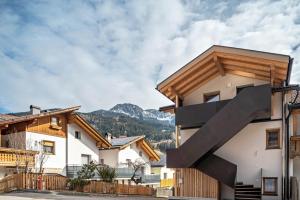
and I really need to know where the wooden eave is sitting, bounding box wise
[118,136,145,150]
[156,45,291,102]
[136,138,160,161]
[159,105,175,114]
[71,114,111,148]
[0,106,81,127]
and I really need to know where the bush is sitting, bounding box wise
[77,161,97,179]
[97,166,116,183]
[67,178,89,191]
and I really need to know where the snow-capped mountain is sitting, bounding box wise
[110,103,174,124]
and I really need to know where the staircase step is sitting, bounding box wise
[235,198,261,200]
[235,187,261,191]
[235,191,261,195]
[235,194,261,198]
[235,184,254,188]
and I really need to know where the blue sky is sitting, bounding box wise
[0,0,300,112]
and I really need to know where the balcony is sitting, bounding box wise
[290,136,300,158]
[0,147,37,167]
[67,165,160,183]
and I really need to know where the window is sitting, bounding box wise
[42,141,55,154]
[51,117,59,126]
[139,151,143,157]
[100,159,104,165]
[236,84,254,94]
[266,129,280,149]
[263,177,278,195]
[293,113,300,136]
[203,91,220,103]
[164,173,167,179]
[81,154,90,165]
[75,131,81,139]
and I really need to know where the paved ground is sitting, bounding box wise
[0,191,165,200]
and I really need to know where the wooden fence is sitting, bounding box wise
[83,180,154,196]
[0,173,154,196]
[0,173,67,193]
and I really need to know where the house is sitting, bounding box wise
[99,134,160,186]
[151,154,174,188]
[156,45,299,200]
[0,105,111,177]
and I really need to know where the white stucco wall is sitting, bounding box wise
[179,74,283,199]
[67,123,99,165]
[118,143,151,174]
[26,131,66,174]
[160,166,174,179]
[183,74,268,106]
[99,149,119,167]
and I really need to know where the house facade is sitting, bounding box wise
[0,105,110,177]
[157,45,298,200]
[99,134,160,186]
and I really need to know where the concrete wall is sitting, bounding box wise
[67,123,99,165]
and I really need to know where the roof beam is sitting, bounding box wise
[270,64,276,86]
[213,55,225,76]
[168,87,184,100]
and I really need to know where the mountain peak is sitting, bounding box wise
[110,103,144,119]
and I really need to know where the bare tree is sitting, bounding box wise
[126,159,147,185]
[35,141,49,173]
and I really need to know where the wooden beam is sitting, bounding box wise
[213,55,225,76]
[175,95,180,148]
[270,64,276,86]
[168,87,184,101]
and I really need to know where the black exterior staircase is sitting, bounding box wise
[167,84,271,188]
[235,183,262,200]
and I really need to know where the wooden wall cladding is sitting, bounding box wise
[27,114,67,138]
[174,168,219,199]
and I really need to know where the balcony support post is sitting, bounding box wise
[175,95,180,148]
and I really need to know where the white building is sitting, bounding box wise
[99,134,160,185]
[0,105,111,177]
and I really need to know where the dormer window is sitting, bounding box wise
[204,91,220,103]
[51,117,59,126]
[50,116,62,130]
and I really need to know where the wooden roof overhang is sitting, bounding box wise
[71,114,111,148]
[0,106,81,129]
[156,45,292,102]
[136,138,160,161]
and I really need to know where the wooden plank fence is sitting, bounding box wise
[83,180,154,196]
[0,173,154,196]
[0,173,67,193]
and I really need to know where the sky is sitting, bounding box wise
[0,0,300,112]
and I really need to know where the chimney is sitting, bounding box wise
[105,132,112,143]
[30,105,41,115]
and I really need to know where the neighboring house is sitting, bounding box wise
[0,105,110,177]
[157,45,300,200]
[151,154,174,188]
[99,134,160,186]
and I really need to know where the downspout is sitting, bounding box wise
[284,57,294,200]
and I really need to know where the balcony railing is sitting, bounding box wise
[290,136,300,158]
[0,147,37,167]
[67,165,160,183]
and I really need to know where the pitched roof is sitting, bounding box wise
[109,135,160,161]
[0,106,81,126]
[157,45,292,102]
[151,154,166,167]
[111,136,144,147]
[0,114,20,122]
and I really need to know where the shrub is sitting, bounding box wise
[67,178,89,191]
[97,166,116,183]
[77,161,97,179]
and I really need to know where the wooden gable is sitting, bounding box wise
[157,45,291,102]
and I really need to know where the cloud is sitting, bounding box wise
[0,0,299,112]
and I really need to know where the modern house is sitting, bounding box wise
[151,154,174,188]
[156,45,299,200]
[99,134,160,186]
[0,105,111,177]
